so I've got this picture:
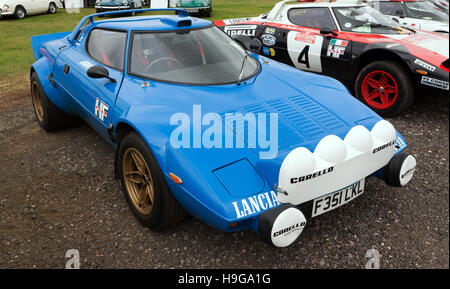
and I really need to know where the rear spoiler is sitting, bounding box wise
[67,8,190,44]
[31,9,190,61]
[30,31,71,60]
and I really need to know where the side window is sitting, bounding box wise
[377,2,406,16]
[288,8,337,29]
[87,29,127,71]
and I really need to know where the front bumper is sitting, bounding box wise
[0,9,15,16]
[95,6,131,9]
[181,6,210,12]
[277,120,400,205]
[257,151,416,247]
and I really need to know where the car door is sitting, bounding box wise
[24,0,40,14]
[52,28,128,140]
[281,6,351,80]
[38,0,50,13]
[28,0,48,14]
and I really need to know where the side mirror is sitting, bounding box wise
[249,38,263,54]
[231,34,262,54]
[319,27,338,36]
[395,10,405,17]
[87,65,116,83]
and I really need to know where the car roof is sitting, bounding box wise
[282,1,366,8]
[368,0,419,2]
[93,15,212,31]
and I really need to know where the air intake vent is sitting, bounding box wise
[178,20,192,27]
[160,18,192,28]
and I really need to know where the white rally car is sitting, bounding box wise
[429,0,449,13]
[0,0,57,19]
[368,0,449,33]
[215,0,449,116]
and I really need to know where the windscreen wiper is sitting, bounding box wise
[237,54,249,86]
[371,23,417,34]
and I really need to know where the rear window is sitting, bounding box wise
[87,29,127,71]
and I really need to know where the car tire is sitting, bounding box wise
[48,2,57,14]
[14,6,26,19]
[355,60,414,116]
[129,4,136,16]
[205,6,212,17]
[30,72,76,131]
[117,131,187,230]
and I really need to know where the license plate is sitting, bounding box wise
[311,179,365,218]
[187,8,199,12]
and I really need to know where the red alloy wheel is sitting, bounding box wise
[361,70,399,110]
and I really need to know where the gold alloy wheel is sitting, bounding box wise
[122,147,155,215]
[31,81,44,123]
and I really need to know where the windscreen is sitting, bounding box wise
[333,6,412,34]
[129,26,260,85]
[405,1,449,21]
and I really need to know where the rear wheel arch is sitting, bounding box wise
[48,2,57,13]
[30,71,76,131]
[30,67,36,78]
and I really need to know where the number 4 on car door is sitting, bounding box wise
[287,30,324,73]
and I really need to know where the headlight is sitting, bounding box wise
[203,0,208,6]
[3,4,9,10]
[123,0,128,5]
[95,1,100,5]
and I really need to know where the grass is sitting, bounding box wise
[0,0,279,83]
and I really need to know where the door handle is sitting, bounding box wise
[64,64,70,75]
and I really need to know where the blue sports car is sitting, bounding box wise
[30,9,417,247]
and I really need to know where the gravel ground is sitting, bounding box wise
[0,84,448,269]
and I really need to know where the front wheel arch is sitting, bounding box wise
[114,122,138,179]
[116,131,188,229]
[14,5,26,19]
[354,49,412,84]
